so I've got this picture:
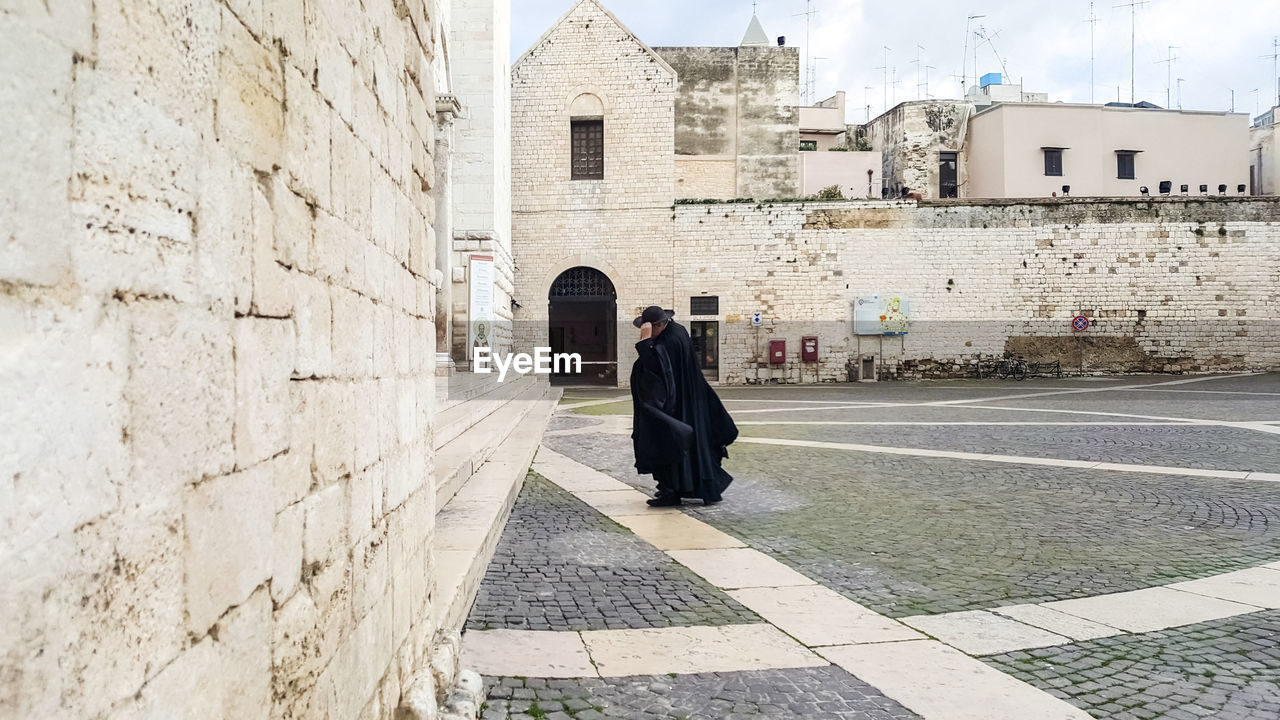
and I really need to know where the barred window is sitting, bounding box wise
[571,118,604,180]
[690,296,719,315]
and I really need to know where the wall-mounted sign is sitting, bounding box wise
[468,255,495,359]
[1072,315,1091,332]
[751,311,764,327]
[855,295,910,335]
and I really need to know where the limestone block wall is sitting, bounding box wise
[2,0,447,718]
[673,198,1280,382]
[510,0,676,372]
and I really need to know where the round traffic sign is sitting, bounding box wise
[1072,315,1090,332]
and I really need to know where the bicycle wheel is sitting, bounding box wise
[1012,363,1027,381]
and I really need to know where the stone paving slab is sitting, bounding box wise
[1041,586,1262,633]
[610,513,746,551]
[583,624,828,677]
[480,667,924,719]
[464,629,597,678]
[819,640,1093,720]
[990,604,1125,642]
[987,609,1280,720]
[900,610,1072,656]
[465,476,758,632]
[1165,567,1280,609]
[728,585,923,647]
[666,548,817,590]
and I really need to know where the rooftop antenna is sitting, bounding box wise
[864,85,873,122]
[961,14,986,94]
[1113,0,1150,104]
[1263,36,1279,108]
[977,26,1010,82]
[921,63,936,98]
[1250,87,1260,116]
[912,44,926,100]
[1229,88,1235,112]
[1176,77,1185,109]
[876,45,891,114]
[1084,2,1100,103]
[1155,45,1178,108]
[793,0,819,103]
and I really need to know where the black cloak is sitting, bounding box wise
[630,321,738,501]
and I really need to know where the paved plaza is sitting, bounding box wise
[463,374,1280,720]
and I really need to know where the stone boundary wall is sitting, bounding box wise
[3,1,449,718]
[674,197,1280,382]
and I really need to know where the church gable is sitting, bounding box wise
[513,0,675,83]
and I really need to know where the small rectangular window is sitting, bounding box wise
[690,296,719,316]
[799,140,818,151]
[571,118,604,180]
[1043,148,1063,177]
[1116,151,1136,180]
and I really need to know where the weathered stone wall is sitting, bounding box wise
[672,198,1280,383]
[860,100,973,199]
[675,156,738,199]
[656,45,800,199]
[2,0,449,718]
[510,0,676,373]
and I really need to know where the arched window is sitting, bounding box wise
[569,93,605,180]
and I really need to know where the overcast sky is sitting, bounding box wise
[510,0,1280,122]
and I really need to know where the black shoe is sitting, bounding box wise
[647,495,682,507]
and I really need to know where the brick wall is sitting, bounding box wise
[673,198,1280,382]
[2,0,447,718]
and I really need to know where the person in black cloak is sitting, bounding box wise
[629,306,738,507]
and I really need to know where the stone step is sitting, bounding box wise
[433,378,549,511]
[431,386,562,635]
[432,374,536,451]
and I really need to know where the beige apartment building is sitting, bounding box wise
[967,102,1251,199]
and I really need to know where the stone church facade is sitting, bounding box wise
[511,0,1279,386]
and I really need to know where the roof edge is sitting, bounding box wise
[513,0,676,79]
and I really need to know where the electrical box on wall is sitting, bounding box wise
[801,336,818,363]
[768,340,786,365]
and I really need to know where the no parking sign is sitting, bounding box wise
[1072,315,1091,332]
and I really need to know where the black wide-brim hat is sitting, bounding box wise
[632,305,675,328]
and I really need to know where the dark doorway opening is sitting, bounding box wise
[939,151,959,198]
[548,266,617,386]
[690,321,719,382]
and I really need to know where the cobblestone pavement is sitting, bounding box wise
[736,423,1280,473]
[465,474,758,631]
[986,610,1280,720]
[546,433,1280,617]
[480,667,922,720]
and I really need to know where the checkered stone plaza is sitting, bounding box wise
[463,374,1280,720]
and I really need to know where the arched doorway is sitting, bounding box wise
[548,266,617,386]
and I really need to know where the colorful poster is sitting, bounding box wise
[854,295,910,335]
[468,255,494,359]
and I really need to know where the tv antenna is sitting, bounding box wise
[961,14,986,93]
[875,45,892,114]
[976,26,1010,82]
[920,63,937,99]
[1250,88,1260,116]
[912,44,926,100]
[1263,36,1279,108]
[1155,45,1179,108]
[793,0,819,103]
[1084,2,1100,103]
[864,85,873,122]
[1176,77,1185,109]
[1113,0,1150,104]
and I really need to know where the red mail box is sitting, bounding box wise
[768,339,786,365]
[801,336,819,363]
